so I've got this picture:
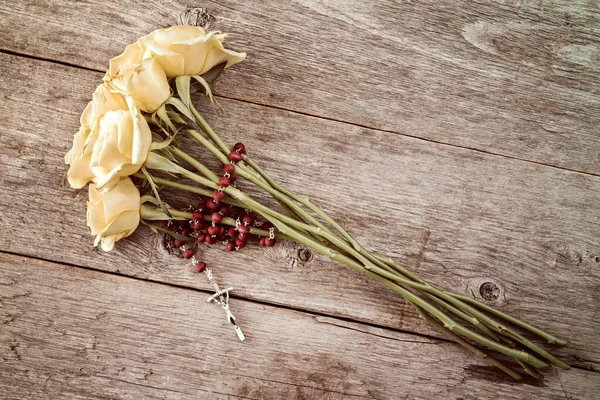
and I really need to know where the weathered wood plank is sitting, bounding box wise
[1,53,599,369]
[1,252,598,399]
[1,0,599,173]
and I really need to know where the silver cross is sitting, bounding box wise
[203,267,245,341]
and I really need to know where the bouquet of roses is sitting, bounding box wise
[65,25,570,380]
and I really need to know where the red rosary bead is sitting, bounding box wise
[205,197,220,210]
[183,248,194,259]
[207,225,220,236]
[226,241,236,251]
[242,214,255,225]
[195,262,206,273]
[218,176,231,187]
[223,163,236,174]
[233,142,247,155]
[237,224,250,235]
[190,220,203,231]
[227,226,238,238]
[228,151,242,162]
[211,212,223,223]
[219,206,230,216]
[212,190,225,202]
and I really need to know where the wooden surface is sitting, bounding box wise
[1,1,599,399]
[2,253,600,400]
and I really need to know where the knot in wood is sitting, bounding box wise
[297,248,313,263]
[266,241,313,269]
[178,8,214,29]
[465,277,506,306]
[479,281,500,302]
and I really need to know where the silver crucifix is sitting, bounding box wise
[203,266,245,341]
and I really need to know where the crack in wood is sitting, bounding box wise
[231,372,375,399]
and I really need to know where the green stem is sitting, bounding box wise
[189,102,231,155]
[151,157,555,369]
[133,172,245,209]
[184,129,330,243]
[157,208,293,241]
[448,292,568,346]
[411,302,523,380]
[429,291,569,369]
[218,183,549,368]
[157,94,569,376]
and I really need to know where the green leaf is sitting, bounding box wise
[200,61,226,84]
[140,195,160,205]
[145,152,184,174]
[192,75,215,104]
[166,110,186,124]
[175,75,192,108]
[167,97,195,121]
[149,136,175,151]
[156,104,178,134]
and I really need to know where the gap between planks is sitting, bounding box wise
[0,249,446,348]
[2,249,598,376]
[1,47,598,180]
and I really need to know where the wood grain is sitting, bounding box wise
[1,0,599,173]
[1,53,599,373]
[1,252,599,399]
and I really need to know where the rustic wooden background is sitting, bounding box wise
[1,1,599,399]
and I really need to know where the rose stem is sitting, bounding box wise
[163,129,563,364]
[411,302,523,380]
[185,102,428,283]
[151,158,550,370]
[448,293,568,346]
[132,172,245,209]
[163,94,567,370]
[167,143,568,368]
[183,110,318,231]
[178,129,330,244]
[180,105,569,350]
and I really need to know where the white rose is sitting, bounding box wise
[141,25,246,77]
[65,84,129,189]
[104,41,171,112]
[87,177,141,251]
[88,96,152,189]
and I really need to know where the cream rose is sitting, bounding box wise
[141,25,246,77]
[88,96,152,189]
[65,84,128,189]
[87,177,141,251]
[104,41,171,113]
[66,89,151,190]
